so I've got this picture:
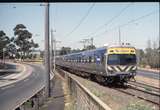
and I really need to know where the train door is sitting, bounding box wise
[105,53,109,75]
[95,54,101,74]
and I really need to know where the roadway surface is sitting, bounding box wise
[0,62,158,110]
[137,70,159,80]
[0,63,46,110]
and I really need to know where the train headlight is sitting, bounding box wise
[110,50,114,52]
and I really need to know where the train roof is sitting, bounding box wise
[57,44,136,58]
[58,47,106,58]
[107,43,136,49]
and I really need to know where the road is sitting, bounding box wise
[137,69,159,80]
[0,63,158,110]
[0,63,46,110]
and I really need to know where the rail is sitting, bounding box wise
[58,69,112,110]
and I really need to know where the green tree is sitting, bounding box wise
[85,45,96,50]
[6,43,17,59]
[144,39,160,68]
[0,30,10,58]
[71,48,82,53]
[59,47,71,55]
[136,49,146,66]
[40,50,44,58]
[13,24,39,60]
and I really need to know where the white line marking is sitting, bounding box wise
[114,66,120,72]
[126,66,131,72]
[1,84,15,90]
[23,78,29,82]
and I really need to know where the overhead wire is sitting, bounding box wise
[68,3,133,47]
[0,3,44,7]
[65,3,95,37]
[86,2,134,37]
[93,10,159,38]
[52,3,57,30]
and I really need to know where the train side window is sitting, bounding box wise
[85,58,87,63]
[91,56,94,63]
[101,55,104,64]
[87,57,89,63]
[89,56,92,63]
[83,58,85,63]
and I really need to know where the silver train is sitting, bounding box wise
[56,44,137,83]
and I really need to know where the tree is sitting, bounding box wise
[85,45,96,50]
[0,30,10,58]
[40,50,44,58]
[13,24,39,60]
[71,48,82,53]
[136,49,147,67]
[59,47,71,55]
[145,39,152,66]
[6,43,17,59]
[144,39,160,68]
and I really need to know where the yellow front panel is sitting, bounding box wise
[108,47,136,54]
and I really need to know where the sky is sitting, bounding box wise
[0,2,159,50]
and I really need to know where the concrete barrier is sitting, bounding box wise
[15,72,54,110]
[61,70,112,110]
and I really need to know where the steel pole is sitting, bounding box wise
[44,2,51,97]
[119,27,121,45]
[50,29,53,72]
[53,39,56,71]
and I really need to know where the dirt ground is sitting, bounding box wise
[69,73,159,110]
[135,75,159,88]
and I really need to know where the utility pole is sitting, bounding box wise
[53,39,61,71]
[79,40,86,49]
[50,29,54,73]
[91,37,93,46]
[53,39,56,72]
[44,2,50,97]
[119,27,121,45]
[80,38,94,50]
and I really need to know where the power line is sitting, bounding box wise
[65,3,95,37]
[93,10,158,38]
[52,3,58,30]
[86,3,134,37]
[0,3,43,7]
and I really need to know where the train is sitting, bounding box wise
[56,43,137,84]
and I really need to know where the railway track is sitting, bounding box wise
[128,81,160,95]
[57,68,160,106]
[114,85,160,106]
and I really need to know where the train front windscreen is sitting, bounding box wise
[107,54,136,65]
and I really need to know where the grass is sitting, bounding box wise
[123,101,154,110]
[24,100,33,108]
[144,86,152,92]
